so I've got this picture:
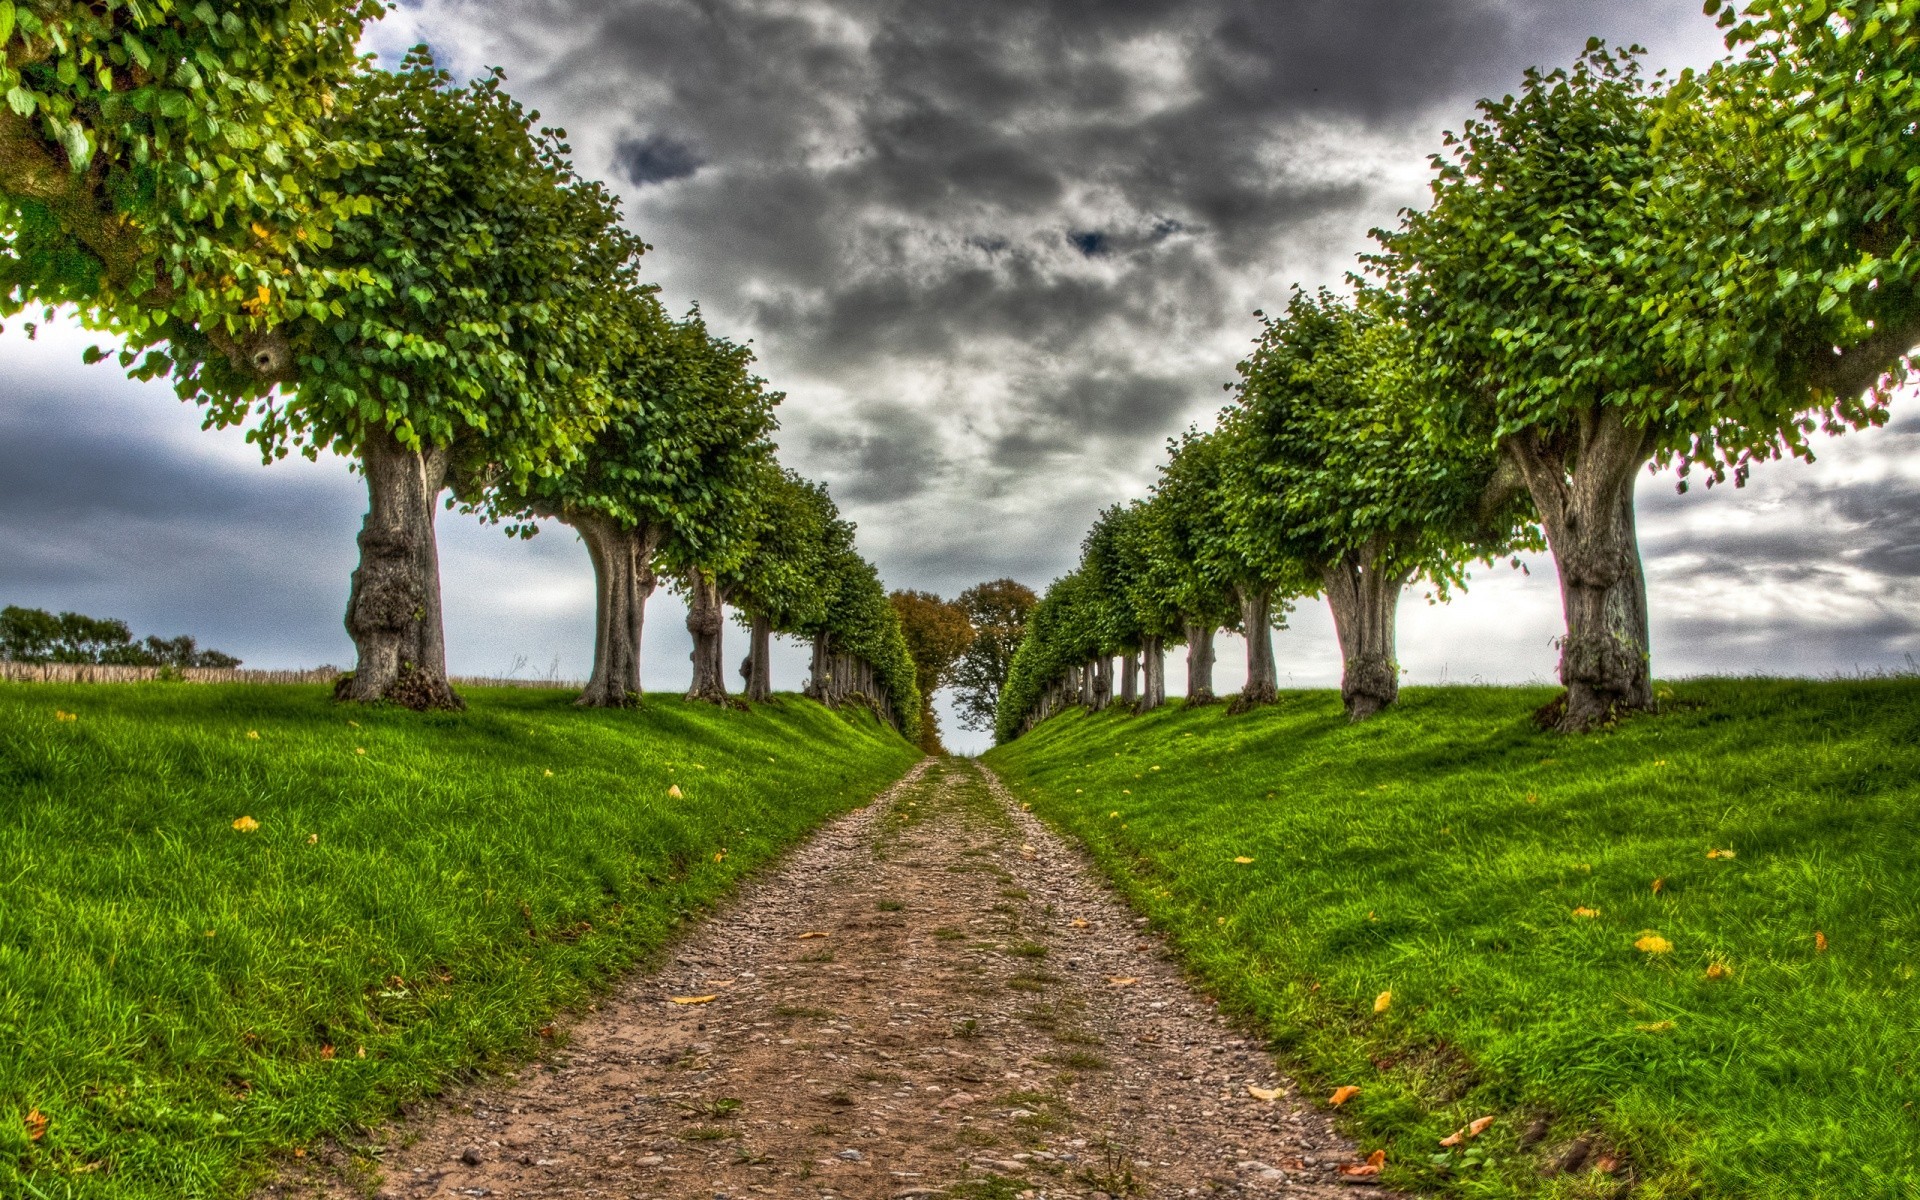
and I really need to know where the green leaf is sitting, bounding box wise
[5,86,34,117]
[0,1,15,47]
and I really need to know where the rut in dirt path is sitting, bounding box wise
[276,757,1391,1200]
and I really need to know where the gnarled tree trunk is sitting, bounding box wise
[337,430,462,710]
[1120,653,1139,706]
[1091,656,1113,711]
[684,572,730,704]
[1235,586,1278,710]
[572,513,659,708]
[743,611,774,703]
[1140,635,1166,712]
[1506,408,1657,732]
[1323,540,1411,721]
[1186,624,1217,704]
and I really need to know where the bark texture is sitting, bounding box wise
[685,573,731,704]
[804,634,902,732]
[1139,635,1166,713]
[1505,407,1657,732]
[572,514,659,708]
[1233,587,1278,711]
[1091,656,1113,712]
[1322,542,1411,721]
[1120,654,1139,706]
[743,612,775,704]
[336,430,462,710]
[1185,625,1217,704]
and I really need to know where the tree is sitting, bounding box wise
[1110,498,1185,713]
[888,590,974,752]
[1153,421,1301,710]
[732,470,837,704]
[181,52,644,709]
[1079,506,1146,709]
[800,538,922,740]
[1142,431,1239,704]
[1232,287,1536,718]
[503,305,780,707]
[0,605,239,666]
[0,2,380,380]
[950,578,1037,733]
[1370,44,1877,731]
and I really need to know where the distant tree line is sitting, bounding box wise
[0,6,917,735]
[999,8,1917,740]
[0,606,240,669]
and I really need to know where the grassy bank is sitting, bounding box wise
[985,679,1920,1199]
[0,683,919,1200]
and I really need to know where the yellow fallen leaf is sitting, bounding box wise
[1637,1020,1676,1032]
[1070,918,1089,928]
[245,730,260,740]
[670,995,717,1005]
[1234,856,1255,864]
[1815,930,1828,953]
[1468,1115,1493,1137]
[544,769,554,777]
[54,710,76,722]
[1329,1085,1360,1107]
[347,720,359,728]
[1707,847,1737,859]
[1246,1084,1281,1101]
[1373,991,1392,1014]
[797,931,830,939]
[354,747,366,756]
[232,816,260,832]
[1109,811,1119,818]
[713,850,727,862]
[307,833,319,845]
[1635,934,1673,954]
[667,784,684,799]
[1337,1149,1386,1178]
[1106,976,1138,987]
[1651,877,1665,894]
[26,1108,48,1141]
[1438,1128,1465,1147]
[1572,906,1600,918]
[1705,961,1730,980]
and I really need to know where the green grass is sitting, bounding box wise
[985,679,1920,1199]
[0,682,918,1199]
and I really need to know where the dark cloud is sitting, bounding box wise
[612,133,704,186]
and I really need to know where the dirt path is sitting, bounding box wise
[277,758,1389,1200]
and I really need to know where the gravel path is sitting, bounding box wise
[273,757,1393,1200]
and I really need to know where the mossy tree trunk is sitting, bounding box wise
[573,513,660,708]
[1323,539,1411,721]
[1505,407,1656,732]
[337,429,462,711]
[1186,624,1216,704]
[685,572,731,704]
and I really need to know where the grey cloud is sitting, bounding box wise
[613,133,704,186]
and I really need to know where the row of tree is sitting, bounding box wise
[0,605,240,669]
[0,5,918,731]
[999,6,1916,739]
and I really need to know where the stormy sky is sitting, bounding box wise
[3,0,1915,751]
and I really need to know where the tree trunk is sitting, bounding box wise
[1091,656,1113,711]
[336,430,462,710]
[1234,587,1279,710]
[572,513,658,708]
[1120,653,1139,706]
[1323,541,1410,721]
[1186,624,1217,704]
[1078,662,1095,708]
[1506,408,1657,732]
[1140,635,1165,712]
[744,611,774,703]
[684,572,730,704]
[807,632,830,700]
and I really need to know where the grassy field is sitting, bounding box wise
[0,682,919,1200]
[985,679,1920,1199]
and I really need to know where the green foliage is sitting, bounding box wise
[1231,286,1535,590]
[507,301,780,555]
[1078,505,1145,655]
[0,605,239,667]
[811,545,923,739]
[173,49,645,493]
[0,1,381,345]
[949,578,1038,735]
[887,588,974,749]
[1369,42,1885,486]
[994,570,1094,744]
[989,679,1920,1198]
[731,469,839,634]
[0,682,917,1199]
